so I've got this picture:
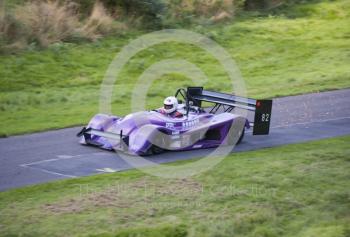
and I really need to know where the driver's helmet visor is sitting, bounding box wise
[164,104,173,110]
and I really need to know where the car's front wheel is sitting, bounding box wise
[144,144,164,156]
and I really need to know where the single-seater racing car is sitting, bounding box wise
[77,87,272,155]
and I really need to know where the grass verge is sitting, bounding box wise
[0,0,350,136]
[0,136,349,236]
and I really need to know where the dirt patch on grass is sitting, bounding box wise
[43,177,203,215]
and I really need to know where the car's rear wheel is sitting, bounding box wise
[226,125,245,145]
[236,128,245,145]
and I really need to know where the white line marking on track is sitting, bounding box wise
[96,168,117,173]
[19,164,77,178]
[19,152,109,178]
[20,152,107,166]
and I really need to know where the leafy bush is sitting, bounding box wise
[243,0,318,10]
[114,0,165,28]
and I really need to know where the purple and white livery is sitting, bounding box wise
[77,87,272,155]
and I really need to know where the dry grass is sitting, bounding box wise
[195,0,234,16]
[14,1,80,47]
[167,0,243,21]
[43,178,202,215]
[81,1,126,41]
[0,0,125,52]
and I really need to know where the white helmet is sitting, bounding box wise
[163,96,178,114]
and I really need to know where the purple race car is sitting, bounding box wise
[77,87,272,155]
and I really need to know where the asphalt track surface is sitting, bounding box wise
[1,89,350,191]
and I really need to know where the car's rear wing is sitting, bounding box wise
[186,87,272,135]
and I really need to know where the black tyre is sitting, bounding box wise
[151,145,164,155]
[144,134,165,155]
[236,128,245,145]
[143,144,164,156]
[225,127,245,146]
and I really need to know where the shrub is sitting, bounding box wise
[0,0,126,53]
[0,1,81,51]
[14,1,81,47]
[80,1,127,40]
[243,0,310,10]
[164,0,245,25]
[0,7,27,52]
[67,0,165,29]
[109,0,165,29]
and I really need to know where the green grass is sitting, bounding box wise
[1,0,350,136]
[0,136,349,236]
